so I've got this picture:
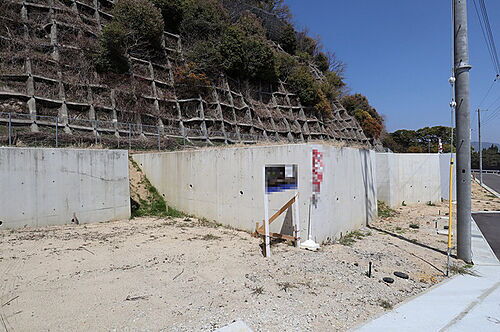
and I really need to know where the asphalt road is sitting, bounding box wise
[477,173,500,194]
[473,213,500,260]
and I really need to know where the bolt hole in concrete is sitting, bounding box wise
[189,184,193,188]
[0,220,3,226]
[240,191,244,195]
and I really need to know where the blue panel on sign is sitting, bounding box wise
[265,165,298,194]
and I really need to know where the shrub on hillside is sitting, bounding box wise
[274,51,299,81]
[342,94,384,139]
[151,0,185,33]
[314,90,333,118]
[314,52,329,72]
[275,23,297,54]
[296,31,319,56]
[95,22,129,73]
[287,65,319,106]
[174,63,211,98]
[220,20,276,81]
[95,0,164,73]
[187,12,276,82]
[112,0,164,48]
[180,0,229,44]
[320,71,346,100]
[354,109,383,139]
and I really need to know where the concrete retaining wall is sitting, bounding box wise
[376,153,441,208]
[133,144,377,244]
[440,153,457,201]
[0,147,130,228]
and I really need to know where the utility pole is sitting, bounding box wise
[478,109,483,186]
[477,109,489,186]
[454,0,472,263]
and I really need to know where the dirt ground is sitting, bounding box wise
[471,180,500,211]
[0,212,470,331]
[1,175,496,331]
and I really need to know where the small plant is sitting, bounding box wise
[199,234,220,241]
[378,200,397,218]
[130,159,186,219]
[394,226,406,234]
[277,282,297,292]
[427,201,436,206]
[251,286,264,296]
[379,299,393,310]
[449,263,477,276]
[338,230,367,246]
[409,223,420,229]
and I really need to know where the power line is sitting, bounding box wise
[482,104,500,126]
[477,78,498,108]
[486,91,500,110]
[473,0,500,74]
[480,0,500,72]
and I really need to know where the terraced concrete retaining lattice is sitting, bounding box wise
[0,0,369,146]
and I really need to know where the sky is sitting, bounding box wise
[286,0,500,144]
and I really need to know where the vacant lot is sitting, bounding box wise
[0,203,470,332]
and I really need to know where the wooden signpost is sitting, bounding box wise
[255,165,300,257]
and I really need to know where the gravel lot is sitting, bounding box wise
[0,208,468,331]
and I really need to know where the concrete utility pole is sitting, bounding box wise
[477,109,489,186]
[478,109,483,186]
[454,0,472,263]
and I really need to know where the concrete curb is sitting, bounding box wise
[355,215,500,331]
[474,178,500,199]
[471,216,500,265]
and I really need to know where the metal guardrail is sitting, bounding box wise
[471,169,500,174]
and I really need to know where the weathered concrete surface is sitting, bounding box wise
[440,153,457,201]
[376,153,441,208]
[133,144,377,243]
[0,147,130,228]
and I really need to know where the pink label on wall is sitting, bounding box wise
[312,149,324,194]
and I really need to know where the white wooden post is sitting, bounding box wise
[294,192,300,247]
[263,166,271,257]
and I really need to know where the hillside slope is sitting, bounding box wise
[0,0,369,147]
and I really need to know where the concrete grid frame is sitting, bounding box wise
[0,0,369,146]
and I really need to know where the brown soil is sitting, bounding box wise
[129,158,149,204]
[0,211,468,331]
[471,180,500,211]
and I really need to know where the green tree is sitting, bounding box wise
[314,52,329,72]
[95,0,164,73]
[287,65,319,106]
[180,0,229,44]
[341,93,384,139]
[112,0,164,48]
[275,23,297,54]
[150,0,185,33]
[189,12,276,82]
